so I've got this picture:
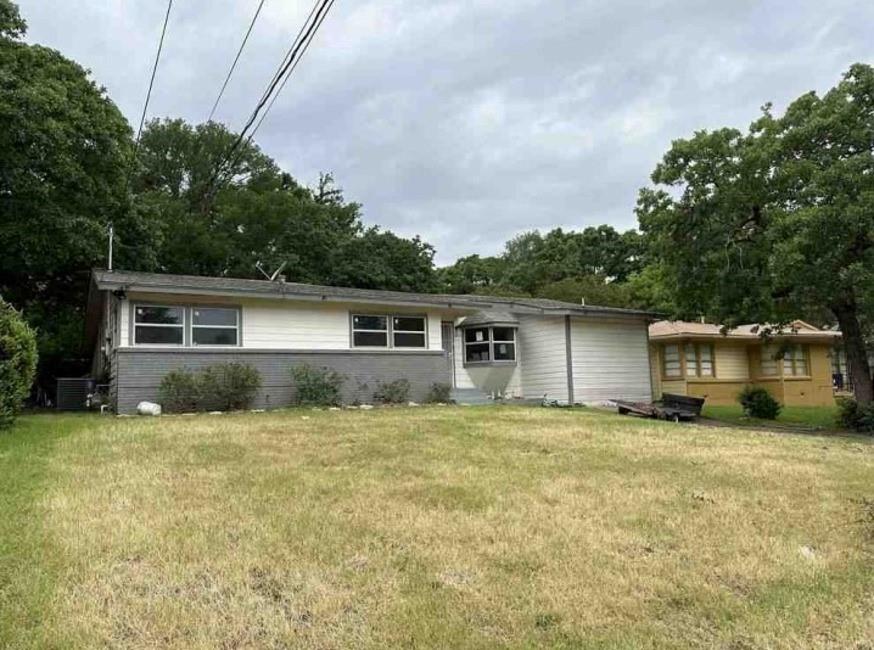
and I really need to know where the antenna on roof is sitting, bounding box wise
[255,261,287,282]
[108,223,114,271]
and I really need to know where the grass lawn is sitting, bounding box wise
[1,406,872,649]
[703,404,841,430]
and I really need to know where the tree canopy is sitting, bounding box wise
[637,63,874,402]
[437,225,645,308]
[0,7,150,376]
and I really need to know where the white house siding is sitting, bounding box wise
[570,317,651,403]
[119,292,446,352]
[517,314,569,403]
[453,327,474,389]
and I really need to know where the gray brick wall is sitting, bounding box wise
[114,349,451,413]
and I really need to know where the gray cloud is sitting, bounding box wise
[20,0,874,264]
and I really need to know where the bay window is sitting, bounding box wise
[464,326,516,364]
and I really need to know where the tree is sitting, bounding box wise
[438,254,506,294]
[134,119,438,291]
[328,229,437,292]
[0,1,152,377]
[637,63,874,403]
[0,296,37,428]
[538,276,631,308]
[0,0,25,38]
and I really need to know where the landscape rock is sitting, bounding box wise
[208,411,223,415]
[136,401,162,416]
[799,545,816,560]
[407,401,420,407]
[359,404,374,410]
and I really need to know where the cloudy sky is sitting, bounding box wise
[20,0,874,264]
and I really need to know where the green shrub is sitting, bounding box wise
[737,385,782,420]
[158,363,261,413]
[837,397,874,434]
[158,368,204,413]
[373,378,411,404]
[425,382,452,404]
[291,364,346,406]
[0,298,38,429]
[201,363,261,411]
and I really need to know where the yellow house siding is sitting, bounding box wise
[714,343,751,381]
[649,339,836,407]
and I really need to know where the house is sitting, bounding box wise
[648,320,841,407]
[85,270,657,413]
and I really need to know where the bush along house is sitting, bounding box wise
[648,320,841,407]
[85,270,657,413]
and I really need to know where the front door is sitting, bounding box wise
[441,321,456,387]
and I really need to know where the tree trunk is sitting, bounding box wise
[831,299,873,404]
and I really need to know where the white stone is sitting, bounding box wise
[208,411,223,415]
[250,409,265,413]
[359,404,374,410]
[301,416,311,420]
[136,401,162,416]
[799,545,816,560]
[329,407,341,411]
[407,401,420,407]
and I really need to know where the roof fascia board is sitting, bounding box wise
[97,280,492,311]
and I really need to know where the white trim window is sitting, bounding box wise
[464,326,516,364]
[134,305,185,345]
[351,314,427,349]
[352,314,389,347]
[392,316,426,348]
[192,307,239,346]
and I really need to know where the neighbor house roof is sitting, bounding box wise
[91,269,658,319]
[649,319,841,342]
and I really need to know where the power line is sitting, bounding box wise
[250,0,335,139]
[201,0,335,207]
[133,0,174,153]
[207,0,267,123]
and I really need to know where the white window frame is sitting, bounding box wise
[133,304,186,347]
[191,306,241,347]
[392,315,427,349]
[351,313,428,349]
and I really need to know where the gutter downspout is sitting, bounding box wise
[565,315,575,405]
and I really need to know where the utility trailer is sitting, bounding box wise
[614,393,705,422]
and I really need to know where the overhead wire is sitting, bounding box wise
[201,0,335,208]
[207,0,267,123]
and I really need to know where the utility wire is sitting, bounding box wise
[133,0,174,156]
[120,0,173,259]
[207,0,267,123]
[201,0,334,208]
[250,0,335,139]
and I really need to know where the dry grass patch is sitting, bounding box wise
[1,406,872,649]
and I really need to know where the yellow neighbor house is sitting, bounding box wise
[648,320,841,407]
